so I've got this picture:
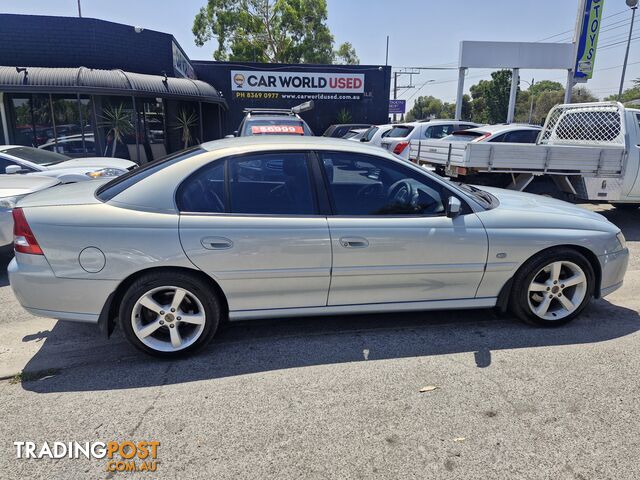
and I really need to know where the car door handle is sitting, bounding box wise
[201,236,233,250]
[339,236,369,248]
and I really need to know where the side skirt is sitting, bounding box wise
[229,297,497,321]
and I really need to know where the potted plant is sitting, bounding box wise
[173,109,198,149]
[100,103,134,157]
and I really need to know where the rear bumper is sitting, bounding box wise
[8,253,118,324]
[598,248,629,298]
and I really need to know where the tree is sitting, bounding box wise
[335,42,359,65]
[405,95,443,121]
[604,86,640,104]
[528,80,564,97]
[468,71,514,123]
[193,0,357,64]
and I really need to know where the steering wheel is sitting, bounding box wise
[387,180,416,206]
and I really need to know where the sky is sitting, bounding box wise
[1,0,639,110]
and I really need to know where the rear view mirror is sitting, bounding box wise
[446,196,462,218]
[5,165,22,175]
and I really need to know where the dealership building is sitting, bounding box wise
[0,14,391,163]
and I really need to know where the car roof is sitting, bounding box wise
[200,135,390,153]
[244,115,304,122]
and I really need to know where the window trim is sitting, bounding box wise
[176,150,323,217]
[314,150,471,218]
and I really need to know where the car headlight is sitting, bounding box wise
[85,168,126,179]
[0,195,20,210]
[616,231,627,250]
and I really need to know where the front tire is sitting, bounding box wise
[120,272,220,358]
[510,249,595,327]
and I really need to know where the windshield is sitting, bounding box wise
[386,126,414,138]
[3,146,70,166]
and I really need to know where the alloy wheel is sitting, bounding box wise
[527,261,587,321]
[131,286,206,352]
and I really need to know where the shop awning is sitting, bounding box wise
[0,66,227,106]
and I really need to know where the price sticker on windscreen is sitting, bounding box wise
[251,125,305,135]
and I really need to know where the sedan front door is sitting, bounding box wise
[318,151,488,306]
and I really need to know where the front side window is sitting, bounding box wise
[228,152,315,215]
[320,151,456,216]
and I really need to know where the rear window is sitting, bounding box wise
[386,126,414,138]
[442,131,486,142]
[243,119,311,136]
[96,147,205,202]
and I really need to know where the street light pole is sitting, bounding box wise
[77,0,82,17]
[619,0,638,100]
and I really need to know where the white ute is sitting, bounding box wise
[411,102,640,205]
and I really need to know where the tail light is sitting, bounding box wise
[13,208,43,255]
[393,141,409,154]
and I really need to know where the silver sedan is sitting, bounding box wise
[8,137,629,357]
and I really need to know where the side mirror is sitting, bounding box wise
[446,196,462,218]
[359,137,367,142]
[224,134,235,139]
[5,165,22,175]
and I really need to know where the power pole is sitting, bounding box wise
[528,79,535,124]
[619,1,638,100]
[393,72,398,122]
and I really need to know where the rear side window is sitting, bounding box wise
[503,130,540,143]
[229,153,315,215]
[177,152,317,215]
[386,126,414,138]
[97,147,205,202]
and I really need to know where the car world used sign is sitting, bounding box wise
[231,71,365,93]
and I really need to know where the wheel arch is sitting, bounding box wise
[496,243,602,313]
[100,266,229,337]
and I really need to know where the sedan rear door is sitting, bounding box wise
[178,152,332,313]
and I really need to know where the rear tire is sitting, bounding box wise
[510,248,595,327]
[119,272,220,358]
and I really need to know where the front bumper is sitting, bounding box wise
[598,248,629,298]
[8,253,118,324]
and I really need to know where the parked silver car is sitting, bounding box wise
[0,175,61,247]
[8,137,628,357]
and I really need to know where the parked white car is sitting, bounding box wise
[0,174,60,247]
[355,124,394,147]
[39,134,96,158]
[381,120,480,159]
[441,124,542,144]
[0,145,136,183]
